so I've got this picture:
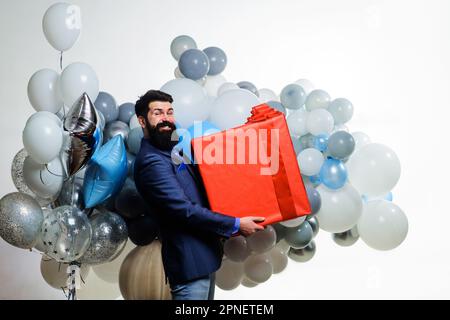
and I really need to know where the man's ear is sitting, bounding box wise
[137,116,146,129]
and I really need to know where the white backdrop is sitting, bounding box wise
[0,0,449,299]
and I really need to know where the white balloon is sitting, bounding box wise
[160,78,207,128]
[258,88,278,102]
[287,109,309,137]
[316,183,363,233]
[297,148,324,176]
[217,82,240,96]
[129,114,140,130]
[357,200,408,251]
[351,131,371,151]
[244,253,273,283]
[306,108,334,135]
[224,236,250,262]
[294,79,314,95]
[280,216,306,228]
[268,246,288,274]
[59,62,99,109]
[42,3,81,51]
[174,66,184,78]
[346,143,401,196]
[23,156,64,199]
[23,114,63,164]
[215,259,244,290]
[331,123,349,133]
[203,75,227,97]
[27,69,63,113]
[26,111,62,128]
[210,89,259,130]
[305,89,331,111]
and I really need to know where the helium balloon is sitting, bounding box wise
[115,184,151,219]
[224,235,251,262]
[55,176,87,211]
[127,214,159,246]
[268,246,288,274]
[126,127,143,155]
[217,82,239,96]
[266,101,286,114]
[297,148,324,176]
[118,102,135,124]
[280,84,306,109]
[328,98,353,124]
[129,114,140,130]
[237,81,259,97]
[351,131,371,151]
[40,205,92,262]
[11,149,36,197]
[94,92,118,123]
[280,216,306,228]
[307,216,320,237]
[291,136,302,155]
[61,92,100,177]
[59,62,99,108]
[246,225,277,254]
[332,225,359,247]
[203,47,227,75]
[23,156,64,199]
[284,221,313,249]
[346,143,401,196]
[294,79,314,95]
[357,200,408,251]
[287,109,309,137]
[160,78,208,128]
[316,183,363,233]
[319,158,347,190]
[216,259,244,290]
[210,89,259,130]
[103,120,130,143]
[170,35,197,61]
[27,69,63,113]
[0,192,43,249]
[203,75,227,97]
[327,131,355,159]
[178,49,210,80]
[42,3,81,51]
[241,277,259,288]
[83,135,128,208]
[244,253,273,283]
[288,241,316,263]
[306,108,334,135]
[40,257,90,290]
[299,133,315,150]
[259,89,278,103]
[313,133,329,152]
[305,89,331,111]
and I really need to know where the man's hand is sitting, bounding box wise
[239,216,265,237]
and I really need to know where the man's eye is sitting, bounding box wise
[154,112,161,116]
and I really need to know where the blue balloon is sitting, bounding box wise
[266,101,286,114]
[319,158,347,189]
[313,134,329,152]
[203,47,227,75]
[309,174,322,186]
[178,49,210,80]
[118,102,135,124]
[176,120,220,163]
[83,135,128,208]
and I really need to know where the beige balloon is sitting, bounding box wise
[40,257,90,290]
[119,240,171,300]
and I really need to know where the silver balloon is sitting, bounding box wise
[0,192,44,249]
[11,149,33,196]
[55,177,86,211]
[288,241,316,263]
[40,205,92,263]
[307,216,320,237]
[103,120,130,143]
[246,225,276,254]
[223,235,251,262]
[61,92,99,177]
[79,210,128,265]
[332,226,359,247]
[284,221,313,249]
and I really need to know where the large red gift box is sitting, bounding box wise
[191,104,311,226]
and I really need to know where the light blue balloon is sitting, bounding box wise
[126,127,144,155]
[83,135,128,208]
[178,49,210,80]
[203,47,227,75]
[118,102,135,124]
[176,120,220,163]
[237,81,259,97]
[290,136,302,155]
[319,158,347,189]
[309,174,321,186]
[266,101,286,114]
[280,84,306,110]
[313,134,329,152]
[94,92,118,123]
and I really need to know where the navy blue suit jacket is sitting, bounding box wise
[134,138,236,285]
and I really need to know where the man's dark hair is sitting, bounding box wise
[135,90,173,119]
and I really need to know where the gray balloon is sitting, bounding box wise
[332,226,359,247]
[11,148,34,197]
[126,152,136,177]
[246,225,276,254]
[288,241,316,263]
[114,185,149,219]
[103,120,130,143]
[40,205,92,263]
[178,49,210,80]
[0,192,43,249]
[237,81,259,97]
[203,47,227,75]
[328,98,353,124]
[272,223,288,243]
[284,221,313,249]
[305,185,321,216]
[299,133,315,150]
[280,84,306,109]
[79,210,128,265]
[266,100,286,114]
[327,131,355,159]
[170,35,197,61]
[118,102,135,124]
[290,136,302,155]
[94,91,118,123]
[307,216,319,237]
[126,127,144,155]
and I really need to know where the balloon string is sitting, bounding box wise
[59,51,63,71]
[44,164,67,179]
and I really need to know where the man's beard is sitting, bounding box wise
[147,120,178,151]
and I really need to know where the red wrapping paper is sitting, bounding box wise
[191,104,311,226]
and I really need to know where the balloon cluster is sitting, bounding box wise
[0,2,408,298]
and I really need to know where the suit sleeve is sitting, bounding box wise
[136,153,236,238]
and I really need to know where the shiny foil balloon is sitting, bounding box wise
[61,92,100,177]
[79,210,128,265]
[55,177,87,211]
[332,225,359,247]
[11,149,34,196]
[0,192,44,249]
[40,205,92,262]
[288,241,316,263]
